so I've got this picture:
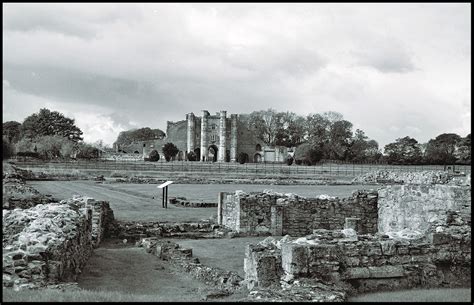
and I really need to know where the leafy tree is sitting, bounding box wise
[115,127,165,146]
[148,149,160,162]
[238,152,248,164]
[384,136,422,164]
[21,108,83,142]
[424,133,462,168]
[3,121,22,143]
[162,143,178,162]
[187,151,197,161]
[454,134,471,165]
[3,139,14,159]
[326,120,353,160]
[248,109,280,146]
[294,142,323,165]
[33,135,79,159]
[76,143,99,160]
[365,139,382,162]
[275,112,306,147]
[306,113,330,150]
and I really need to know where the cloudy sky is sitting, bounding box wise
[3,3,471,148]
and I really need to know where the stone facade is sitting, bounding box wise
[116,110,293,162]
[219,190,379,236]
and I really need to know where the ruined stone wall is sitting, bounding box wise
[113,220,216,241]
[378,184,471,234]
[166,120,188,153]
[220,190,378,236]
[246,223,471,295]
[3,197,115,290]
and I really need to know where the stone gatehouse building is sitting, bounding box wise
[114,110,293,163]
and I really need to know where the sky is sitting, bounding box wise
[2,3,471,149]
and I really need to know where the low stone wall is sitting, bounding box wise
[3,163,55,209]
[169,197,217,208]
[113,220,218,241]
[220,190,378,236]
[3,197,115,290]
[352,170,455,185]
[137,238,243,293]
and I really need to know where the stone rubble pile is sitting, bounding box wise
[352,170,454,185]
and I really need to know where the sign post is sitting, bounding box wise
[157,181,173,208]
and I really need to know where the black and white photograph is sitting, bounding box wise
[2,2,471,302]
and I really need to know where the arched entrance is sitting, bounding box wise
[254,153,262,163]
[208,145,218,162]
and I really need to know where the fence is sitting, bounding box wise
[10,159,471,177]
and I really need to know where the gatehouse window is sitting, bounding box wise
[256,144,262,151]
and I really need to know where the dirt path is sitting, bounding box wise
[77,240,210,301]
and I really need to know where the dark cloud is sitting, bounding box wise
[2,3,470,147]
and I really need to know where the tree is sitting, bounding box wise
[306,113,330,151]
[248,109,280,146]
[424,133,462,168]
[115,127,165,146]
[326,120,353,160]
[238,152,248,164]
[3,139,14,160]
[454,134,471,165]
[3,121,22,143]
[21,108,83,142]
[294,142,323,165]
[34,135,76,159]
[384,136,422,164]
[162,143,178,162]
[275,112,306,147]
[148,149,160,162]
[187,151,197,161]
[76,143,99,160]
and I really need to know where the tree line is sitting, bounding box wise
[247,109,470,166]
[3,108,101,160]
[3,108,471,167]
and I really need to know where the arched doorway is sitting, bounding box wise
[256,144,262,151]
[254,153,262,163]
[134,150,140,154]
[208,145,218,162]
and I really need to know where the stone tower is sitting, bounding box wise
[200,110,210,161]
[230,114,238,162]
[218,110,227,162]
[186,112,195,155]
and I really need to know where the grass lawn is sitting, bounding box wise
[176,236,266,277]
[28,180,216,222]
[348,288,471,302]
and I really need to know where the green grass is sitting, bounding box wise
[348,288,471,302]
[2,288,172,302]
